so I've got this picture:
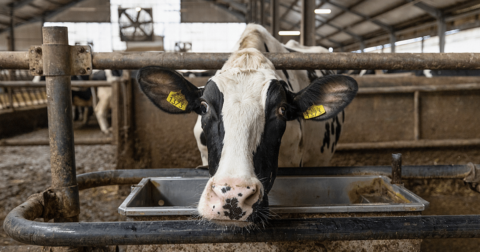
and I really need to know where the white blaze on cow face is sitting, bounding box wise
[197,48,278,222]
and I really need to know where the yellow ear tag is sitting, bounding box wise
[303,104,326,119]
[166,91,188,110]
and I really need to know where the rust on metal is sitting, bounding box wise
[91,52,480,70]
[0,80,112,88]
[0,138,113,146]
[336,138,480,150]
[391,153,402,185]
[4,51,480,70]
[43,27,80,225]
[357,83,480,94]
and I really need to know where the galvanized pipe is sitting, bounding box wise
[4,192,480,246]
[0,81,112,88]
[43,27,80,223]
[0,51,28,69]
[357,83,480,94]
[336,138,480,150]
[74,165,475,192]
[3,52,480,70]
[88,52,480,70]
[2,165,479,246]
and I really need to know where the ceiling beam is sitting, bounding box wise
[315,0,366,30]
[217,0,247,14]
[211,2,246,21]
[279,0,300,21]
[338,3,480,51]
[407,0,445,52]
[282,19,342,47]
[319,1,412,42]
[0,0,87,34]
[323,0,393,32]
[285,2,326,30]
[408,0,442,18]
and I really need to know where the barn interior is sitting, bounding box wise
[1,0,480,251]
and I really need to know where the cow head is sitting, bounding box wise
[137,48,357,226]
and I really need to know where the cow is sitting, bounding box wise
[136,24,358,226]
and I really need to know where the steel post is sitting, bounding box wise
[42,27,80,226]
[270,0,280,39]
[300,0,315,46]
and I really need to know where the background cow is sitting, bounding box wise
[137,24,358,226]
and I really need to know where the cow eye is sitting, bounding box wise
[200,101,209,114]
[278,106,286,116]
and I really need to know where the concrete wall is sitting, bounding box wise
[131,76,480,168]
[0,106,48,139]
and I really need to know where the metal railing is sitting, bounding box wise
[337,82,480,150]
[0,80,117,146]
[1,26,480,249]
[0,85,47,110]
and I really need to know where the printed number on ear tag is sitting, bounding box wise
[303,104,326,119]
[167,91,188,110]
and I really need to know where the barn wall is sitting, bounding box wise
[131,76,480,168]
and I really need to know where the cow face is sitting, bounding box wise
[137,49,357,226]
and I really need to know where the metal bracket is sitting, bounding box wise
[29,45,93,76]
[39,185,80,222]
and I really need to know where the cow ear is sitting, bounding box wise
[290,75,357,121]
[137,66,203,114]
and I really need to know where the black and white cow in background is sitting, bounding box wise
[137,24,358,226]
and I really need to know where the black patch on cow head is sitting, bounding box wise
[253,80,289,195]
[200,132,207,146]
[200,80,225,177]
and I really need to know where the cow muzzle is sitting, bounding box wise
[197,177,263,223]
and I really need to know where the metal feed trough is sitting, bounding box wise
[2,26,480,249]
[120,176,429,216]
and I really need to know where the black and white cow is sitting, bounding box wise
[137,24,358,226]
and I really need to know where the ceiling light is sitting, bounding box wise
[279,31,300,36]
[135,7,142,12]
[315,9,331,14]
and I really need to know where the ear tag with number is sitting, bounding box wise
[167,91,188,110]
[303,104,326,119]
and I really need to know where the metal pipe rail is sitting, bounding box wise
[76,165,476,191]
[0,138,113,146]
[4,166,480,247]
[0,80,113,88]
[3,51,480,70]
[336,139,480,150]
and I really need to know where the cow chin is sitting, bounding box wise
[197,177,264,225]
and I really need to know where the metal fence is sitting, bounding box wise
[2,26,480,249]
[0,86,47,110]
[0,80,120,146]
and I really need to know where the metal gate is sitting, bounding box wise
[1,26,480,249]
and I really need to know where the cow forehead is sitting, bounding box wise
[204,69,278,159]
[210,68,277,108]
